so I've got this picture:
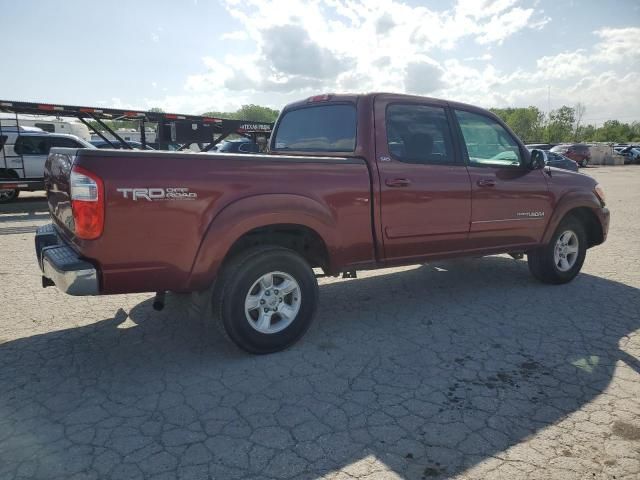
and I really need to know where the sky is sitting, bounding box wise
[1,0,639,124]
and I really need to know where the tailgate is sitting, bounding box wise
[44,147,80,236]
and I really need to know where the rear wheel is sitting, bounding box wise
[212,246,319,354]
[527,217,587,284]
[0,188,19,203]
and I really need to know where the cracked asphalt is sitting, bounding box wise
[1,166,639,480]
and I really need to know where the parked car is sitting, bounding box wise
[525,143,557,151]
[90,139,155,150]
[213,139,260,153]
[550,144,591,167]
[613,146,640,164]
[0,131,94,203]
[529,149,579,172]
[36,93,609,353]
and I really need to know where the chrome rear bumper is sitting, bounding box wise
[35,224,99,296]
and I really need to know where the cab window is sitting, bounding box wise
[455,110,522,168]
[273,104,356,152]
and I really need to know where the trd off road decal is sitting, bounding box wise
[116,187,198,201]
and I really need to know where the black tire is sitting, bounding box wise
[0,189,19,203]
[527,217,587,284]
[212,246,319,354]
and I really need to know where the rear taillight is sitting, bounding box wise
[70,166,104,239]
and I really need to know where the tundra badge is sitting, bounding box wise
[516,211,545,218]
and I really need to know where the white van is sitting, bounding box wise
[0,114,91,141]
[0,129,94,202]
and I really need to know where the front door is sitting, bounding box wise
[375,97,472,261]
[453,109,553,249]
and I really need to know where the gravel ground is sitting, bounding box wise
[0,167,638,480]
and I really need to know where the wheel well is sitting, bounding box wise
[225,224,330,272]
[566,207,603,248]
[0,169,19,179]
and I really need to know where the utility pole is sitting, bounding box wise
[547,85,551,115]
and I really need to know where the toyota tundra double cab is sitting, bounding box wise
[36,93,610,353]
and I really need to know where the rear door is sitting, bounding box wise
[375,96,472,261]
[453,109,552,249]
[14,135,49,178]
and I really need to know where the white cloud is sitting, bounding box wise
[220,30,249,41]
[127,1,638,123]
[193,0,548,100]
[261,24,351,78]
[474,7,536,44]
[535,50,590,79]
[404,58,445,95]
[375,12,396,35]
[593,27,640,63]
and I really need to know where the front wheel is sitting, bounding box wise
[212,246,319,354]
[527,217,587,284]
[0,188,19,203]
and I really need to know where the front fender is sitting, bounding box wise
[187,194,341,290]
[542,189,605,245]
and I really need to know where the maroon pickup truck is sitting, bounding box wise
[36,93,609,353]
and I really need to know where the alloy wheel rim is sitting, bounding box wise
[244,271,301,334]
[553,230,579,272]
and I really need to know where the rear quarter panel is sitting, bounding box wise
[71,150,373,294]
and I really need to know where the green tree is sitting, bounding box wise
[490,106,545,143]
[576,124,596,141]
[203,104,279,123]
[573,102,586,140]
[630,121,640,142]
[546,106,575,143]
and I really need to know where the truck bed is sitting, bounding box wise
[45,148,374,294]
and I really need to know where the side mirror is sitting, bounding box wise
[528,149,546,170]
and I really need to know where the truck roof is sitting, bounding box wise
[282,92,490,115]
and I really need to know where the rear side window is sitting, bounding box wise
[14,136,49,155]
[386,104,455,165]
[455,110,522,168]
[35,123,55,133]
[273,104,356,152]
[49,137,84,148]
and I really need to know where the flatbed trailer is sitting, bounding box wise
[0,99,273,190]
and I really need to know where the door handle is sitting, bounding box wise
[385,178,411,187]
[477,179,496,187]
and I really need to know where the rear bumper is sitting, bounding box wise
[0,179,45,191]
[35,224,99,295]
